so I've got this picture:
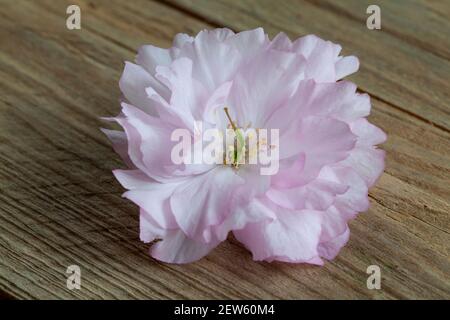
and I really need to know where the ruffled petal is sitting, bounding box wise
[156,57,208,119]
[180,30,242,92]
[119,103,179,182]
[274,80,371,123]
[224,27,268,59]
[351,118,387,146]
[123,181,180,229]
[269,32,293,51]
[318,227,350,260]
[234,198,324,263]
[227,49,306,128]
[169,167,245,242]
[340,147,386,187]
[335,56,359,80]
[270,154,305,188]
[150,230,220,264]
[140,210,166,243]
[136,45,174,75]
[267,179,348,211]
[278,116,357,184]
[118,103,211,182]
[101,129,134,168]
[291,34,359,81]
[113,169,154,189]
[173,33,194,48]
[119,62,168,115]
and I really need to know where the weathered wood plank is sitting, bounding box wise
[317,0,450,60]
[167,0,450,131]
[0,0,449,299]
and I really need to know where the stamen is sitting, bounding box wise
[222,107,245,168]
[223,107,237,130]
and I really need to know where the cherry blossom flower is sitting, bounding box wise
[103,28,386,264]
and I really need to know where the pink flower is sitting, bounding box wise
[103,28,386,264]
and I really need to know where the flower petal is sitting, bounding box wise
[351,118,387,146]
[150,230,220,264]
[335,56,359,80]
[318,227,350,260]
[124,181,181,229]
[279,116,357,184]
[227,49,306,128]
[101,129,134,168]
[113,169,154,189]
[234,198,323,263]
[136,45,174,75]
[156,57,208,120]
[170,167,245,242]
[267,179,348,210]
[119,62,168,115]
[180,30,242,92]
[275,80,371,123]
[341,147,386,187]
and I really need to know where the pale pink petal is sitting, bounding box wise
[113,169,154,189]
[123,182,181,229]
[209,167,272,241]
[119,62,168,115]
[318,227,350,260]
[180,30,242,92]
[341,147,386,187]
[319,205,349,244]
[140,210,166,243]
[269,32,293,51]
[119,103,180,182]
[227,49,306,128]
[203,81,233,124]
[136,45,174,75]
[156,58,208,119]
[278,80,371,122]
[173,33,194,48]
[170,167,245,242]
[292,34,322,57]
[323,166,370,216]
[211,28,235,41]
[224,27,268,58]
[267,179,348,210]
[335,56,359,79]
[350,118,387,146]
[145,86,196,130]
[292,35,340,82]
[291,34,359,81]
[101,129,134,168]
[114,115,147,173]
[270,154,305,188]
[280,116,357,184]
[303,40,337,82]
[150,230,220,264]
[234,198,323,263]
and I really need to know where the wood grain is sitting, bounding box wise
[0,0,449,299]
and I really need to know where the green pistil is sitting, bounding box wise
[223,107,245,168]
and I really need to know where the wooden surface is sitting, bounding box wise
[0,0,449,299]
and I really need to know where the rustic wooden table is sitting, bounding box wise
[0,0,449,299]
